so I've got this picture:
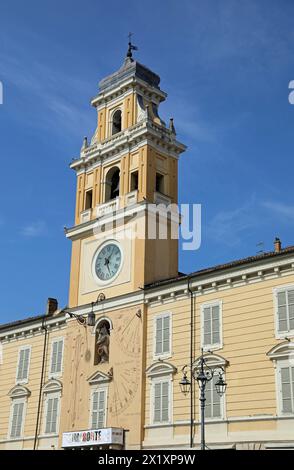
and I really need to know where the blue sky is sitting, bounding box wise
[0,0,294,323]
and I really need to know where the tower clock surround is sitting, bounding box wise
[92,240,123,285]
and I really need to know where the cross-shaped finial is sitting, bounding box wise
[128,32,133,43]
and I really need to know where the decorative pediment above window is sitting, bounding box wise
[42,378,63,394]
[8,384,31,398]
[146,361,177,378]
[267,341,294,360]
[195,353,229,368]
[87,369,113,385]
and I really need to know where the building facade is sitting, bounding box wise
[0,47,293,450]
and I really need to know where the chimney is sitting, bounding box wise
[46,298,58,316]
[274,237,282,253]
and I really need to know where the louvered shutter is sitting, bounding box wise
[92,390,106,428]
[153,381,170,423]
[10,402,24,438]
[277,291,288,333]
[17,348,30,381]
[45,396,59,434]
[155,315,171,356]
[51,340,63,374]
[203,307,211,346]
[281,367,293,413]
[288,289,294,331]
[155,317,163,355]
[161,382,169,422]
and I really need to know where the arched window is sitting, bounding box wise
[105,166,120,202]
[94,318,111,365]
[112,109,122,135]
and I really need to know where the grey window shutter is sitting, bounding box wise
[161,382,169,422]
[281,367,292,413]
[277,291,287,333]
[97,390,106,428]
[51,340,63,374]
[51,398,58,433]
[203,307,212,346]
[212,306,220,345]
[45,398,54,434]
[51,342,58,374]
[11,402,24,438]
[92,390,106,428]
[92,391,99,427]
[154,383,162,422]
[288,289,294,331]
[162,316,170,354]
[17,348,30,381]
[155,317,163,355]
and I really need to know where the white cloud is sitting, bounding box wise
[261,201,294,220]
[206,198,258,246]
[21,221,47,238]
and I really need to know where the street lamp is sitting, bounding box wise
[66,293,106,328]
[180,349,227,450]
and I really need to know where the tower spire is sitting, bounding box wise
[126,32,138,62]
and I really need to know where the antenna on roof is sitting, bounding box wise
[256,241,265,254]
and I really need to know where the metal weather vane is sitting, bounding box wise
[126,32,138,61]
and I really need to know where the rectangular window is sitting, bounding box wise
[10,401,25,438]
[153,380,170,424]
[45,396,59,434]
[50,339,63,376]
[276,287,294,335]
[205,375,222,419]
[202,302,222,349]
[85,190,93,210]
[91,389,106,428]
[155,173,164,193]
[16,347,31,383]
[280,365,294,414]
[130,171,139,191]
[154,313,171,357]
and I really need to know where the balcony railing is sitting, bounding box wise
[96,197,120,218]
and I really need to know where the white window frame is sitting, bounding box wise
[49,337,64,378]
[43,391,61,436]
[276,358,294,416]
[150,376,173,426]
[89,385,108,429]
[273,285,294,339]
[153,312,172,360]
[15,345,31,384]
[8,397,27,440]
[201,301,223,351]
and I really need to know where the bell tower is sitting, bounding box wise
[66,43,186,307]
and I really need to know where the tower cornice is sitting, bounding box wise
[70,119,186,173]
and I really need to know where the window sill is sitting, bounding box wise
[275,331,294,340]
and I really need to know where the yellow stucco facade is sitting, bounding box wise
[0,51,294,451]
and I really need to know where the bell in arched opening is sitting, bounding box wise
[112,109,122,135]
[105,166,120,202]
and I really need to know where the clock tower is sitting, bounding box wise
[66,43,186,308]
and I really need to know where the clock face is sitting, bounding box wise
[94,242,122,283]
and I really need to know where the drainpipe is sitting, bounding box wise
[33,298,56,449]
[187,277,194,448]
[33,316,48,450]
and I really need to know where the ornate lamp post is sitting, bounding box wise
[180,349,227,450]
